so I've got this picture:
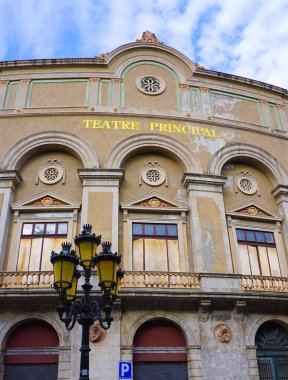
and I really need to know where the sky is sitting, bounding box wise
[0,0,288,89]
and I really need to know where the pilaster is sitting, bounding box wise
[259,99,273,127]
[187,345,203,379]
[0,170,22,270]
[111,78,122,108]
[246,345,260,380]
[88,77,100,107]
[78,169,124,250]
[57,346,71,380]
[199,87,212,115]
[15,79,31,109]
[179,84,190,112]
[182,174,232,273]
[0,80,9,109]
[276,104,288,131]
[272,185,288,261]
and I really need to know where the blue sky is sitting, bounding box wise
[1,0,288,88]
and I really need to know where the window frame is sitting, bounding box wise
[8,211,76,272]
[228,216,287,277]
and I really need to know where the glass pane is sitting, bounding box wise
[145,238,168,271]
[57,223,68,235]
[156,224,165,236]
[238,245,251,275]
[132,238,144,271]
[46,223,56,235]
[236,229,245,241]
[256,231,265,243]
[22,224,33,235]
[248,245,260,275]
[42,238,64,271]
[246,230,256,242]
[133,223,143,235]
[167,240,180,272]
[34,223,44,235]
[167,225,177,236]
[258,246,270,276]
[28,238,42,270]
[265,232,275,244]
[17,239,31,271]
[144,224,154,236]
[268,248,281,276]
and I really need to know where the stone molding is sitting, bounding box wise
[209,143,288,187]
[182,173,227,189]
[0,130,99,170]
[105,133,202,173]
[0,170,22,190]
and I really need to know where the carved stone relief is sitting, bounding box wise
[214,324,232,343]
[234,171,260,196]
[89,321,107,343]
[36,159,65,185]
[139,162,168,187]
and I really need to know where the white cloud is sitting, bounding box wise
[0,0,287,88]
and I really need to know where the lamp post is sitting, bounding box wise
[50,224,124,380]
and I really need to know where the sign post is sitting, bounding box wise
[119,361,132,379]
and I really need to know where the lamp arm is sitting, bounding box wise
[91,293,114,330]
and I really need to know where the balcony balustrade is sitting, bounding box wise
[1,271,288,293]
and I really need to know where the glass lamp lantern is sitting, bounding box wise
[110,269,125,297]
[50,242,79,290]
[93,242,121,292]
[66,270,81,302]
[74,224,101,268]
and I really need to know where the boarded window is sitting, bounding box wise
[17,222,68,271]
[132,223,180,272]
[236,229,281,276]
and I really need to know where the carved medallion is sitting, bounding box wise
[139,197,172,208]
[238,205,268,216]
[214,324,232,343]
[136,75,166,95]
[30,196,66,206]
[89,321,106,343]
[234,171,260,196]
[36,160,65,185]
[139,162,168,186]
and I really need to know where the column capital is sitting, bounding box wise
[259,99,268,106]
[78,169,124,186]
[199,87,209,93]
[179,84,189,92]
[0,80,9,85]
[272,185,288,202]
[90,77,100,83]
[276,104,285,110]
[0,170,22,190]
[112,78,122,84]
[20,79,31,85]
[182,173,227,190]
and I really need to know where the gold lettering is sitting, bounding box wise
[150,123,159,131]
[159,124,168,132]
[211,129,220,137]
[196,127,205,136]
[111,120,121,129]
[181,125,190,134]
[83,120,92,128]
[131,121,140,130]
[172,125,181,133]
[203,128,211,137]
[121,121,131,129]
[102,120,111,129]
[92,120,102,128]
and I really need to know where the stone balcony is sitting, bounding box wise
[0,271,288,295]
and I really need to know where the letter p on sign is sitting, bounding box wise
[119,361,132,379]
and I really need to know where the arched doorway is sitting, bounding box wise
[133,319,188,380]
[256,321,288,379]
[3,320,59,380]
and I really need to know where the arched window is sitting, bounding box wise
[133,319,188,380]
[256,321,288,379]
[4,320,59,380]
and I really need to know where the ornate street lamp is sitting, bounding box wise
[50,224,123,380]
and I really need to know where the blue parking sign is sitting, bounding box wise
[119,361,132,379]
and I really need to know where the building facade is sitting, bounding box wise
[0,32,288,379]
